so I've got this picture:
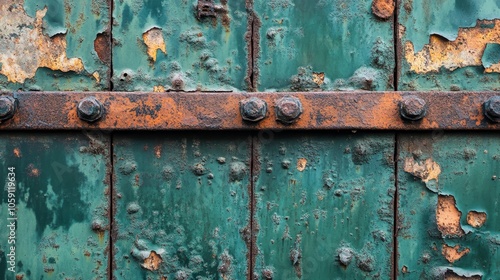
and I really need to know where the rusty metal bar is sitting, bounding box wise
[0,91,498,130]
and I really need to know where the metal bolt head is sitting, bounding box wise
[240,97,267,122]
[0,96,17,121]
[399,95,427,121]
[275,96,303,124]
[484,96,500,122]
[77,97,103,122]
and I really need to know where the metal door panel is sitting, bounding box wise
[397,133,500,279]
[112,133,251,279]
[253,0,395,91]
[112,0,250,92]
[399,0,500,90]
[252,132,395,279]
[0,0,111,91]
[0,132,111,279]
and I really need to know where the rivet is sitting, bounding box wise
[0,96,17,122]
[399,95,427,121]
[275,96,302,124]
[484,96,500,123]
[240,97,267,122]
[77,96,103,123]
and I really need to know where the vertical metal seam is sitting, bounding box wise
[393,0,399,91]
[109,0,114,92]
[108,132,114,280]
[392,133,399,280]
[249,136,255,280]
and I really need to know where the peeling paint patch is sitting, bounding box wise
[372,0,395,20]
[466,211,487,228]
[142,28,166,62]
[442,244,470,263]
[403,158,441,183]
[482,43,500,73]
[444,270,482,280]
[296,158,307,172]
[312,72,325,86]
[437,195,465,237]
[153,85,165,92]
[92,72,100,83]
[141,251,162,271]
[0,1,84,83]
[405,20,500,74]
[94,32,111,64]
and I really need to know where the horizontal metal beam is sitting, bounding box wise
[0,91,498,130]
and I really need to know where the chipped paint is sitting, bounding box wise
[405,20,500,74]
[466,211,487,228]
[92,72,101,83]
[312,72,325,86]
[142,28,167,62]
[403,158,441,183]
[0,1,84,83]
[442,244,470,263]
[437,195,465,237]
[372,0,395,20]
[141,251,163,271]
[296,158,307,171]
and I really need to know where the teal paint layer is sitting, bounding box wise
[0,132,110,279]
[398,133,500,279]
[112,0,249,91]
[253,132,395,279]
[113,133,251,279]
[254,0,395,91]
[399,0,500,91]
[0,0,110,91]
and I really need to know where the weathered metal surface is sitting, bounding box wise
[0,91,499,130]
[113,133,251,279]
[399,1,500,90]
[252,132,395,279]
[397,133,500,279]
[112,0,249,92]
[0,132,110,279]
[0,0,111,91]
[253,0,395,91]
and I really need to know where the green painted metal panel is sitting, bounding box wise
[397,133,500,279]
[253,0,395,91]
[0,0,111,91]
[0,132,111,279]
[399,0,500,91]
[112,0,250,92]
[113,133,251,279]
[253,132,395,279]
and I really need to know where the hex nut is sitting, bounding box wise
[399,95,427,121]
[484,96,500,123]
[77,96,104,122]
[240,97,267,122]
[275,96,303,124]
[0,96,17,122]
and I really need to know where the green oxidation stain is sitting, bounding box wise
[113,133,251,279]
[254,0,395,91]
[399,0,500,90]
[0,0,110,91]
[0,132,110,279]
[481,43,500,69]
[398,133,500,279]
[253,132,395,279]
[112,0,249,91]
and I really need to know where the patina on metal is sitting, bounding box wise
[0,91,499,130]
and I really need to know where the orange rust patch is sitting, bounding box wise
[405,19,500,74]
[372,0,395,20]
[27,164,40,177]
[93,32,110,64]
[312,72,325,86]
[153,85,165,92]
[142,251,162,271]
[437,195,465,237]
[13,148,21,158]
[466,211,487,228]
[154,145,162,158]
[444,271,481,280]
[0,1,84,83]
[442,244,470,263]
[403,158,441,183]
[296,158,307,172]
[143,28,166,62]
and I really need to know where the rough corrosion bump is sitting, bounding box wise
[0,96,18,122]
[372,0,395,20]
[77,96,104,123]
[240,97,267,122]
[484,96,500,123]
[275,96,303,124]
[399,95,427,121]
